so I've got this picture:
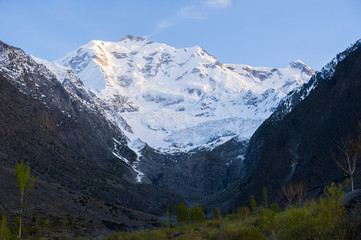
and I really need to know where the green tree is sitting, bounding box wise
[213,207,221,220]
[190,206,198,223]
[176,203,188,226]
[190,204,204,224]
[270,203,281,213]
[263,187,268,208]
[250,195,258,211]
[0,215,11,240]
[14,160,35,240]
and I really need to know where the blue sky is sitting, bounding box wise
[1,0,361,70]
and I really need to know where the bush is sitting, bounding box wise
[237,206,250,218]
[250,195,258,211]
[274,183,352,240]
[258,208,276,236]
[147,229,167,240]
[208,228,221,240]
[274,207,315,239]
[222,222,264,240]
[270,202,281,213]
[205,220,220,229]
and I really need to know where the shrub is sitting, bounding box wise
[222,222,264,240]
[250,195,258,211]
[270,202,281,213]
[237,206,250,219]
[205,220,220,229]
[258,208,276,236]
[274,206,315,239]
[274,183,352,240]
[208,228,221,240]
[148,229,167,240]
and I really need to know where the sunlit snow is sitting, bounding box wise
[53,36,314,153]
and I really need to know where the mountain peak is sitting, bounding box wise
[289,59,306,67]
[119,35,148,42]
[289,60,315,76]
[0,40,21,51]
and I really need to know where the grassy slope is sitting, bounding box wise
[102,182,361,240]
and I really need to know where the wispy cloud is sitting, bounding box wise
[180,6,206,20]
[157,6,206,31]
[206,0,232,8]
[149,0,232,36]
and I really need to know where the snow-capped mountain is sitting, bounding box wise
[0,40,183,226]
[51,35,314,152]
[271,39,361,124]
[228,38,361,209]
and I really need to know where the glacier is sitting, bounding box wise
[34,35,315,153]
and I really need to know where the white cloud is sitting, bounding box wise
[206,0,232,8]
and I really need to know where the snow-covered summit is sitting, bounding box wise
[119,35,149,42]
[53,36,314,152]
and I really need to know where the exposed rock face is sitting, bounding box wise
[343,190,361,228]
[224,40,361,209]
[0,166,159,238]
[138,138,248,203]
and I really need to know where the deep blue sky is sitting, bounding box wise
[1,0,360,70]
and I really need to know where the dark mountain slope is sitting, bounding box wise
[138,138,248,203]
[225,41,361,209]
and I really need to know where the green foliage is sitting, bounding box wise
[270,202,281,213]
[262,187,268,208]
[190,204,204,224]
[208,228,221,240]
[325,182,344,203]
[274,206,314,239]
[101,182,360,240]
[237,206,250,218]
[14,159,35,239]
[190,206,197,223]
[0,215,12,240]
[101,232,117,240]
[176,202,189,226]
[222,221,264,240]
[274,182,351,240]
[15,160,35,195]
[258,208,276,236]
[250,195,257,211]
[212,207,221,220]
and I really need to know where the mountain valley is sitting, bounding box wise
[0,36,360,237]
